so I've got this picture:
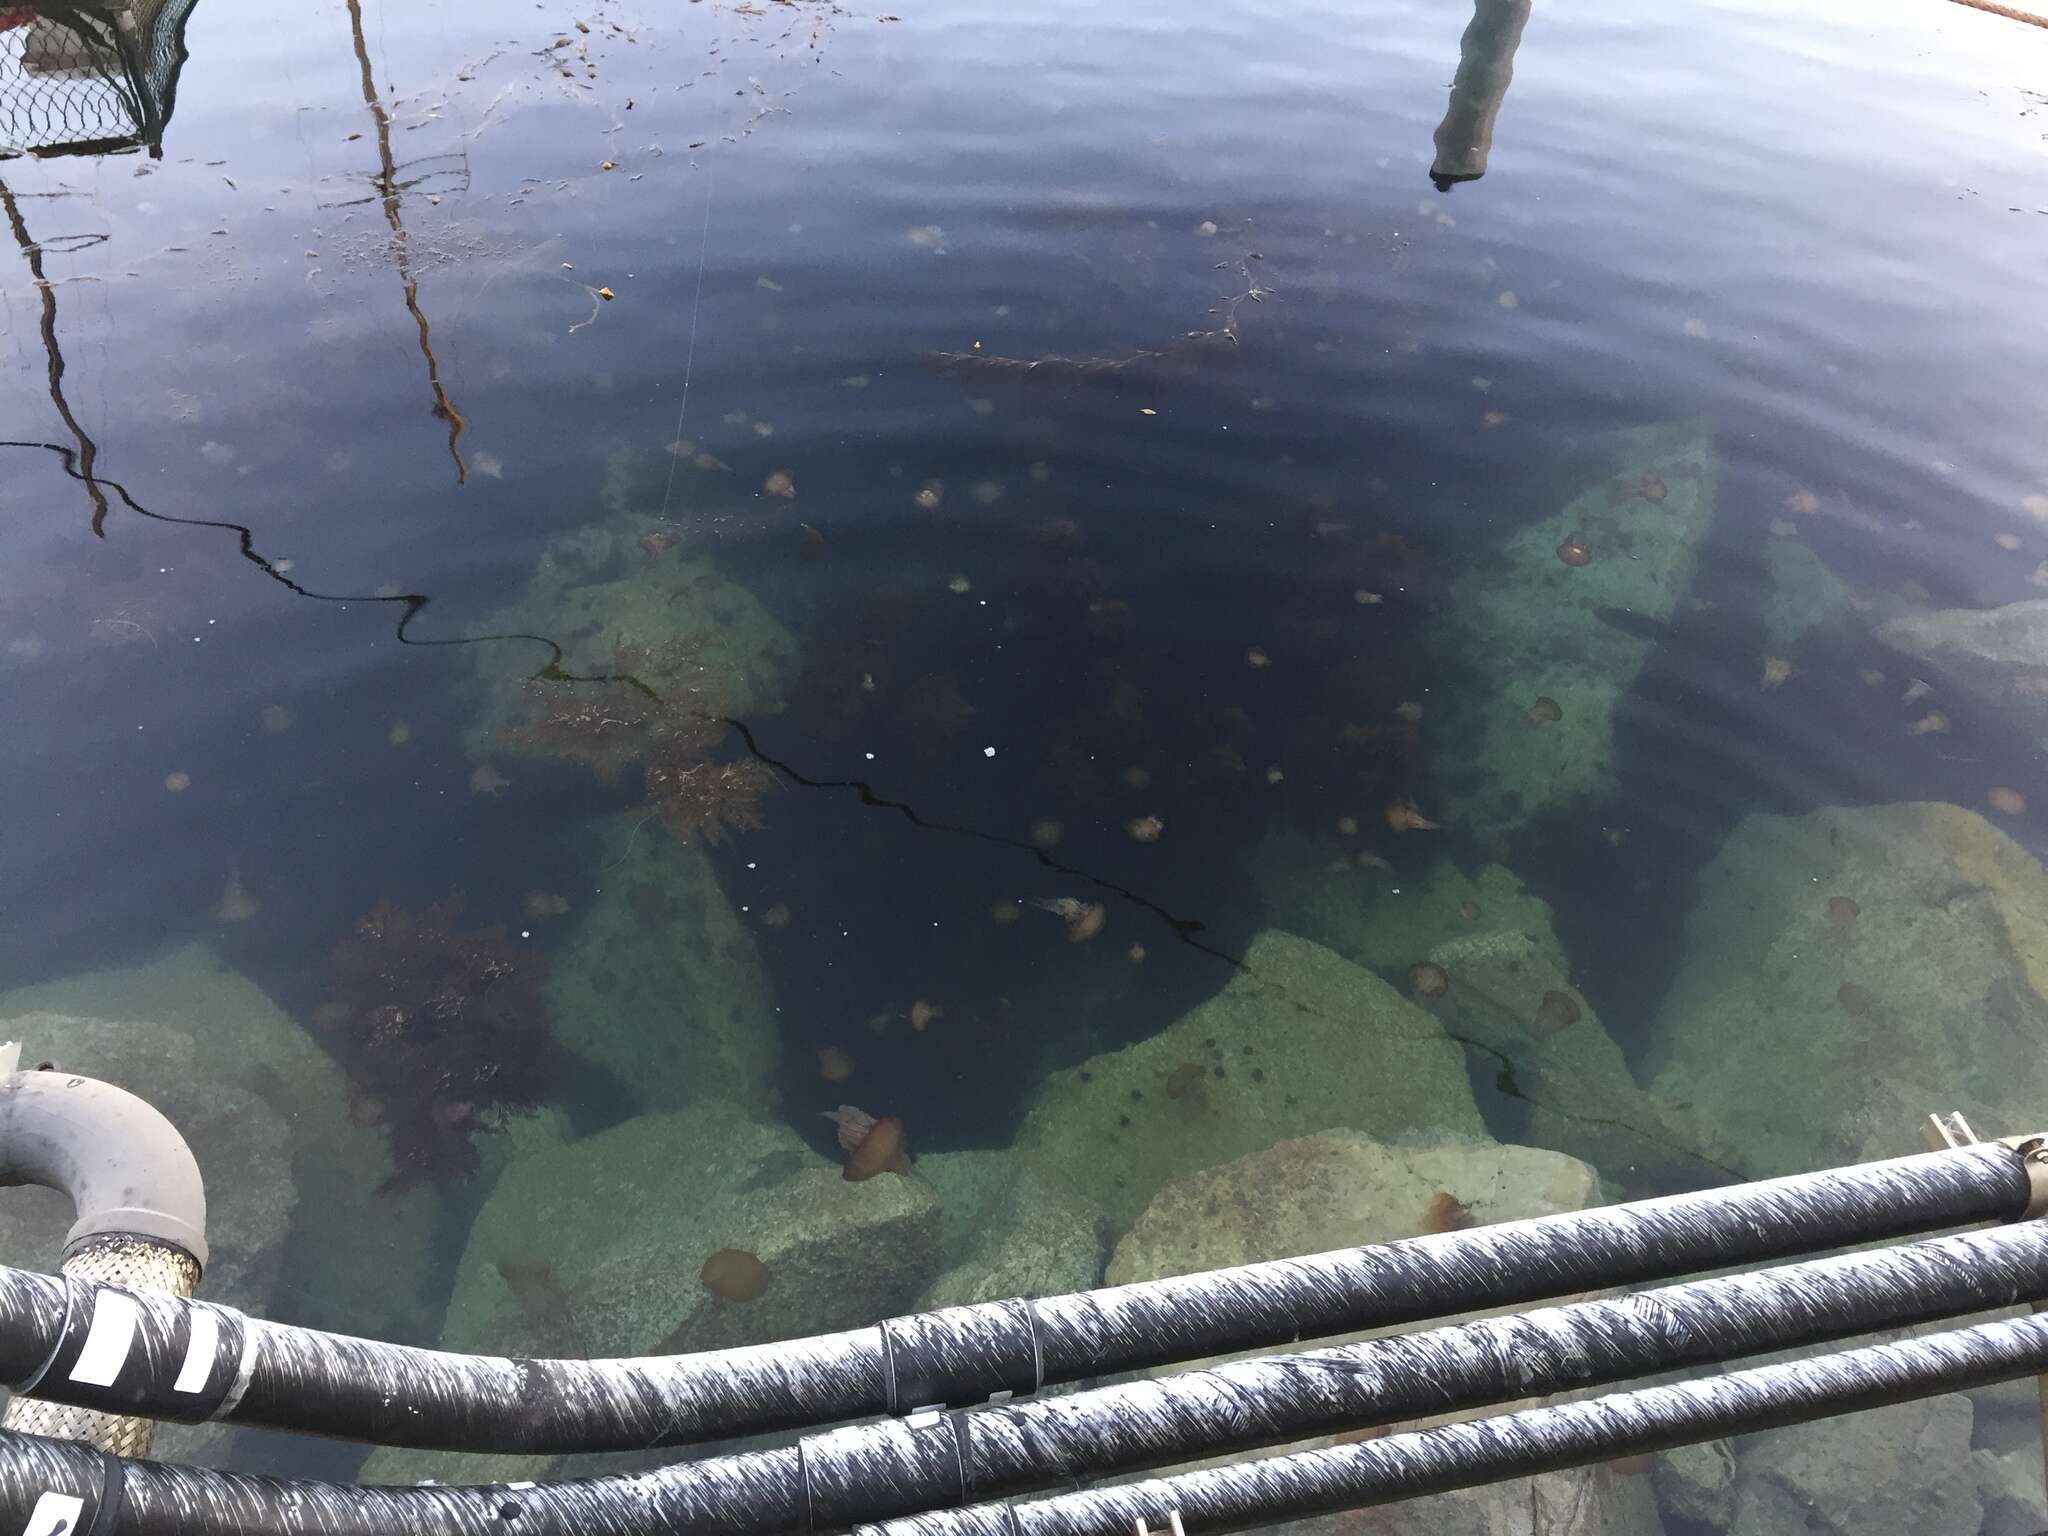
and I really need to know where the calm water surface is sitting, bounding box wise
[3,0,2048,1496]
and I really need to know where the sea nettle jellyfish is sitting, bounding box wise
[823,1104,914,1181]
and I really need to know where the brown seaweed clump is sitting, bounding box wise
[1421,1190,1475,1234]
[501,641,773,844]
[700,1247,771,1302]
[1165,1062,1207,1099]
[1526,696,1562,723]
[1825,895,1859,933]
[320,899,564,1189]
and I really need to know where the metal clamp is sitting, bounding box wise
[1923,1113,2048,1219]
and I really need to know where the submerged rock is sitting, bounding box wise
[1647,802,2048,1175]
[1725,1395,1979,1536]
[1879,598,2048,743]
[1432,423,1716,833]
[920,1161,1107,1310]
[1254,847,1735,1192]
[1764,538,1854,651]
[1013,931,1484,1230]
[1106,1130,1598,1286]
[546,813,780,1114]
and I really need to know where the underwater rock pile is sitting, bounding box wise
[1430,423,1716,834]
[1010,930,1484,1229]
[1879,598,2048,748]
[1646,801,2048,1176]
[916,1155,1107,1310]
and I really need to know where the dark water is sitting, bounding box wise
[4,0,2048,1489]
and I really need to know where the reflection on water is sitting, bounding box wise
[3,0,2048,1517]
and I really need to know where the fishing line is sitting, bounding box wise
[657,163,716,525]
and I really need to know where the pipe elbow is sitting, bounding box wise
[0,1069,207,1269]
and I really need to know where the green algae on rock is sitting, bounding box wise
[1432,423,1716,833]
[1647,801,2048,1177]
[1012,931,1483,1230]
[545,812,780,1115]
[1254,847,1736,1192]
[1105,1130,1598,1286]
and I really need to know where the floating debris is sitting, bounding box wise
[1265,765,1285,784]
[909,999,943,1032]
[1030,896,1104,942]
[1393,701,1425,723]
[639,528,678,559]
[1128,942,1147,963]
[1859,669,1887,687]
[388,720,413,746]
[470,763,511,796]
[905,225,944,248]
[1336,815,1359,836]
[1760,656,1793,689]
[214,866,260,923]
[818,1046,855,1082]
[1527,696,1562,723]
[1245,647,1271,668]
[1556,538,1591,567]
[700,1248,770,1302]
[1786,490,1821,515]
[1681,317,1709,338]
[763,470,796,498]
[913,480,944,510]
[1385,798,1440,832]
[1196,220,1219,238]
[947,574,973,594]
[1997,532,2023,551]
[259,703,294,735]
[1408,961,1449,999]
[1481,410,1509,429]
[694,451,730,472]
[1030,819,1064,847]
[1496,290,1518,310]
[1907,712,1950,736]
[762,902,792,929]
[1126,815,1165,843]
[800,524,829,561]
[164,771,192,792]
[1989,786,2027,815]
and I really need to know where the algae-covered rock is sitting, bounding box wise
[1654,1438,1738,1530]
[921,1161,1107,1309]
[1728,1396,1979,1536]
[1647,802,2048,1176]
[468,509,796,748]
[1879,598,2048,745]
[1013,931,1484,1231]
[1253,848,1734,1191]
[1422,927,1738,1191]
[547,814,779,1114]
[439,1102,939,1364]
[1433,423,1715,833]
[1105,1131,1598,1286]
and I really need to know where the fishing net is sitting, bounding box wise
[0,0,197,160]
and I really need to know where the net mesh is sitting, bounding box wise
[0,0,197,161]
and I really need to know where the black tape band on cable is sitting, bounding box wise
[880,1299,1044,1413]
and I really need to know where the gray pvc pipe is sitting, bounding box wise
[0,1066,207,1268]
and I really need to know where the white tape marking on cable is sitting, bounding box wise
[174,1307,218,1393]
[209,1309,261,1420]
[68,1290,139,1387]
[20,1492,84,1536]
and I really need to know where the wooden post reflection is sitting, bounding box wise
[0,178,111,534]
[344,0,469,484]
[1430,0,1532,191]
